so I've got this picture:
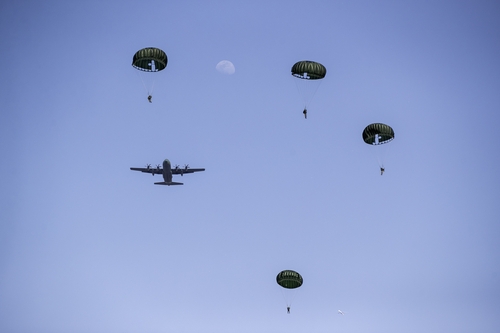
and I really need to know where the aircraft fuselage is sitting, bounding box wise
[162,159,173,183]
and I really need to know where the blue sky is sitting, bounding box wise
[1,1,500,332]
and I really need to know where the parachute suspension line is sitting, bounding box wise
[280,287,295,309]
[307,79,322,107]
[293,79,308,108]
[293,78,322,111]
[293,79,304,109]
[370,143,382,169]
[280,287,288,306]
[379,143,389,168]
[149,78,156,95]
[371,143,390,171]
[375,135,383,168]
[137,71,149,95]
[376,150,384,169]
[149,60,157,95]
[280,287,286,305]
[374,135,390,168]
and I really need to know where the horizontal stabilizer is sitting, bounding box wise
[154,181,183,186]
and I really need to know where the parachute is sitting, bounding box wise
[291,61,327,80]
[132,47,168,102]
[362,123,394,174]
[277,270,303,289]
[291,61,326,118]
[362,123,394,145]
[132,47,168,72]
[277,270,303,313]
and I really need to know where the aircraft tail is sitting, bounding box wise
[154,181,184,186]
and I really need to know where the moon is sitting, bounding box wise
[216,60,235,75]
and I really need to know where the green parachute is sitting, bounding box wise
[291,61,326,118]
[132,47,168,72]
[291,61,327,80]
[362,123,395,175]
[277,270,303,289]
[362,123,395,145]
[277,270,303,313]
[132,47,168,102]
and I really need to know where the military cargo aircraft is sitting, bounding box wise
[130,159,205,186]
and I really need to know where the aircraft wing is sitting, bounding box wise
[172,168,205,175]
[130,167,163,175]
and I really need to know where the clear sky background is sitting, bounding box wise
[1,1,500,332]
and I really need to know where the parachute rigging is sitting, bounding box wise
[362,123,395,174]
[132,47,168,102]
[277,270,303,313]
[291,61,326,118]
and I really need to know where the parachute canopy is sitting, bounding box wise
[362,123,395,145]
[291,61,326,80]
[132,47,168,72]
[277,270,303,289]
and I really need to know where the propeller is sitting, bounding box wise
[174,164,180,170]
[178,164,188,176]
[146,164,151,169]
[150,163,159,176]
